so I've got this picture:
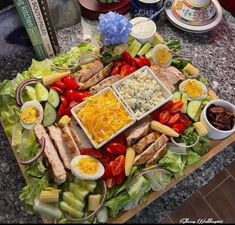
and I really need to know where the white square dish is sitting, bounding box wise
[71,87,136,149]
[112,66,173,121]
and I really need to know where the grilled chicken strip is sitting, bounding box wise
[133,132,160,154]
[69,121,93,149]
[133,134,168,165]
[62,126,80,156]
[79,62,114,90]
[89,75,121,94]
[146,144,167,166]
[74,60,104,83]
[48,125,72,170]
[34,123,67,184]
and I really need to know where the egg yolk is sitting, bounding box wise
[77,157,99,175]
[184,80,203,98]
[21,107,39,124]
[156,49,171,65]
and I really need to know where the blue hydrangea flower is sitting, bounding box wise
[98,12,133,46]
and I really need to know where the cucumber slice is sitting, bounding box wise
[59,201,83,218]
[172,91,181,102]
[35,82,49,102]
[128,39,142,58]
[137,42,152,56]
[48,89,60,108]
[26,86,37,101]
[79,180,97,193]
[181,93,188,113]
[152,44,172,68]
[187,100,202,121]
[153,32,165,45]
[63,192,85,211]
[43,102,57,127]
[69,183,89,201]
[145,48,153,59]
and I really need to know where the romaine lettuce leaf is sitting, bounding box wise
[183,150,201,167]
[28,59,53,78]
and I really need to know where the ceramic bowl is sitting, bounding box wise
[200,100,235,140]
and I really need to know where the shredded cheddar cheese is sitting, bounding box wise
[77,91,133,145]
[77,157,99,175]
[184,80,203,98]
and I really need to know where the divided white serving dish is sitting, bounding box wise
[71,87,136,149]
[112,66,173,121]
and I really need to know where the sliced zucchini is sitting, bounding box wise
[35,82,49,102]
[26,86,37,101]
[43,102,57,127]
[172,91,181,102]
[181,93,188,113]
[137,42,152,56]
[48,89,60,108]
[187,100,202,121]
[128,39,142,58]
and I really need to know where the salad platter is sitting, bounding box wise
[0,12,235,224]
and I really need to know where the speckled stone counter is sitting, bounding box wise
[0,6,234,224]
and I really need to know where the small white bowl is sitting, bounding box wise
[200,100,235,140]
[130,17,156,44]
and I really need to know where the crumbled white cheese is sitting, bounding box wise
[118,69,165,117]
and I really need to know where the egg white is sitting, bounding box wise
[70,155,104,180]
[179,79,208,101]
[20,100,43,130]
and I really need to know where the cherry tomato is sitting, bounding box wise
[60,96,68,107]
[69,101,78,109]
[111,66,120,75]
[114,60,123,67]
[115,171,126,185]
[99,150,116,167]
[152,110,161,121]
[63,105,72,117]
[80,148,102,159]
[120,65,131,77]
[179,114,192,128]
[167,113,181,125]
[134,57,145,68]
[51,86,64,95]
[122,51,133,65]
[103,161,114,179]
[66,90,91,103]
[172,122,186,135]
[58,104,66,117]
[111,155,125,176]
[106,143,127,155]
[111,133,127,146]
[170,101,184,114]
[105,177,116,189]
[129,65,137,74]
[159,110,171,124]
[160,101,173,111]
[63,76,79,90]
[54,81,66,90]
[140,57,151,67]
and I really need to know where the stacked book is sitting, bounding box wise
[13,0,60,60]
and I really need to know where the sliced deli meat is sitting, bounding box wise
[69,120,93,149]
[133,132,160,154]
[133,134,168,165]
[62,126,80,156]
[48,125,72,170]
[79,62,114,90]
[146,143,167,166]
[34,123,67,184]
[74,60,104,83]
[89,75,121,94]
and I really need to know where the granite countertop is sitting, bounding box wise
[0,6,235,224]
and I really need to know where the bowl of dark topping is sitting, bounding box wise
[200,100,235,140]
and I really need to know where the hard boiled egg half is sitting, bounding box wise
[152,44,172,68]
[71,155,104,180]
[20,100,43,130]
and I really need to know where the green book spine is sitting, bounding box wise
[13,0,48,60]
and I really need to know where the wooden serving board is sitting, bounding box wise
[1,116,235,223]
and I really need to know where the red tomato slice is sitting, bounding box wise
[106,143,127,155]
[111,66,120,75]
[80,148,102,159]
[170,101,184,114]
[99,150,116,167]
[66,90,91,103]
[58,104,66,117]
[120,65,131,77]
[172,123,186,135]
[111,155,125,176]
[122,51,133,65]
[63,76,79,90]
[179,114,192,128]
[167,113,181,126]
[63,105,72,117]
[115,171,126,185]
[105,177,116,189]
[103,161,114,179]
[133,57,146,68]
[54,81,66,90]
[111,133,127,146]
[129,65,137,74]
[69,101,78,109]
[160,101,173,111]
[159,110,171,124]
[60,96,68,107]
[51,86,64,95]
[152,110,161,121]
[140,57,151,67]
